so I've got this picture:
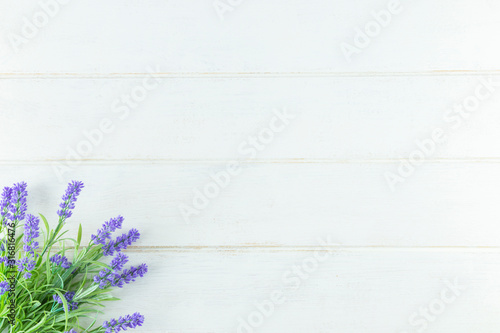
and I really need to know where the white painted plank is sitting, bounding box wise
[1,76,500,161]
[89,249,500,332]
[0,162,499,247]
[1,0,500,73]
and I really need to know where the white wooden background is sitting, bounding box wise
[2,0,500,332]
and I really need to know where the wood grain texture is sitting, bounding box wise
[1,0,500,74]
[1,76,500,161]
[1,162,499,247]
[90,249,500,332]
[1,0,498,330]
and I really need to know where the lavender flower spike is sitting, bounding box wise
[94,269,112,289]
[91,215,124,245]
[107,263,148,289]
[9,182,28,223]
[23,214,40,254]
[16,257,36,279]
[111,252,129,271]
[102,312,145,332]
[0,187,12,225]
[102,228,140,256]
[0,281,9,296]
[64,330,78,333]
[57,180,84,222]
[53,291,78,310]
[50,254,72,269]
[93,253,130,288]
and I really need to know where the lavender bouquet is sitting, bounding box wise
[0,181,148,332]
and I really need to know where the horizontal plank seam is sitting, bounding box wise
[1,70,500,79]
[2,158,500,165]
[46,246,500,252]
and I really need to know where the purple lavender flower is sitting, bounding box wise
[111,253,129,271]
[16,257,36,279]
[15,214,40,279]
[0,256,14,267]
[64,330,78,333]
[0,281,9,295]
[102,229,140,256]
[94,263,147,290]
[53,291,78,310]
[9,182,27,223]
[91,215,124,245]
[102,312,144,332]
[57,181,84,222]
[93,269,113,289]
[0,187,12,225]
[93,253,130,288]
[107,263,148,289]
[23,214,40,253]
[50,254,72,269]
